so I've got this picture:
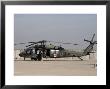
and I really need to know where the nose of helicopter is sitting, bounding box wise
[19,53,22,57]
[19,52,24,57]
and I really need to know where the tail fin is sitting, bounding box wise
[83,34,97,55]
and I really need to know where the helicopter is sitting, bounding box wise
[15,34,97,61]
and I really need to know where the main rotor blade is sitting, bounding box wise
[28,42,36,43]
[19,43,26,44]
[62,43,72,44]
[46,40,61,43]
[29,40,78,46]
[73,44,78,45]
[48,41,78,45]
[28,40,47,44]
[26,43,35,47]
[14,43,26,46]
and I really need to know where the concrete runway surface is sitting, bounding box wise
[14,56,97,76]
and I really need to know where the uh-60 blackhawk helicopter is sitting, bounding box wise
[16,34,97,61]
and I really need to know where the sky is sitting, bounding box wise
[14,14,97,51]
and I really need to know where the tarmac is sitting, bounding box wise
[14,56,97,76]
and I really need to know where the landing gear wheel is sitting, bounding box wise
[37,54,42,61]
[31,58,37,61]
[78,57,83,61]
[80,57,83,61]
[38,57,42,61]
[24,57,25,61]
[31,58,34,61]
[34,58,37,61]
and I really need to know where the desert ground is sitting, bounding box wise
[14,55,97,76]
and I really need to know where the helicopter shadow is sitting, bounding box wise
[14,59,86,62]
[14,60,33,61]
[43,59,86,61]
[14,59,97,68]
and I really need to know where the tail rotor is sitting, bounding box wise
[84,34,97,44]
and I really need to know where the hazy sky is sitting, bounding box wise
[14,14,97,51]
